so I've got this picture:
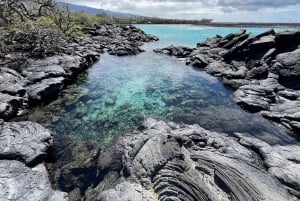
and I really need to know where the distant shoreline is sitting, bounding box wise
[198,22,300,28]
[135,22,300,29]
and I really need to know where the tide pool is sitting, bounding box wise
[27,25,295,151]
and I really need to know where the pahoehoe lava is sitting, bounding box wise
[83,119,299,201]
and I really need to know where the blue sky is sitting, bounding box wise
[60,0,300,22]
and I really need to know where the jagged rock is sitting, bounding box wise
[22,65,66,82]
[262,48,277,63]
[234,84,275,112]
[236,133,300,196]
[86,119,297,201]
[228,35,255,56]
[0,92,26,120]
[271,48,300,81]
[197,35,222,48]
[26,77,65,105]
[223,33,249,49]
[48,138,100,195]
[0,160,68,201]
[0,121,53,166]
[249,35,275,50]
[222,78,251,89]
[155,46,193,58]
[190,54,209,68]
[91,182,156,201]
[205,61,230,76]
[277,89,299,100]
[275,31,300,51]
[85,24,158,56]
[219,29,246,48]
[246,64,269,79]
[261,98,300,132]
[0,67,26,96]
[108,44,143,56]
[255,29,276,39]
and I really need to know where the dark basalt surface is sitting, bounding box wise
[0,121,68,201]
[154,29,300,135]
[0,24,158,121]
[83,119,300,201]
[83,24,159,56]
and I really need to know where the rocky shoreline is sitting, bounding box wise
[0,24,158,121]
[1,25,300,201]
[6,118,297,201]
[154,29,300,136]
[0,24,158,201]
[82,118,300,200]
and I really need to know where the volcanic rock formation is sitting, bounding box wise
[154,29,300,135]
[84,119,300,201]
[0,121,68,201]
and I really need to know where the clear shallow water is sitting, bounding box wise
[27,25,296,149]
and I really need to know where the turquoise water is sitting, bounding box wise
[27,25,295,148]
[137,24,284,48]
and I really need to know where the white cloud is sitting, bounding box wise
[60,0,300,22]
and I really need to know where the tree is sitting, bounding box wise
[0,0,55,25]
[0,0,32,25]
[0,0,76,36]
[0,0,76,57]
[47,3,76,36]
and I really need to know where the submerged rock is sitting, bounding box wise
[47,137,100,196]
[84,119,299,201]
[105,95,117,106]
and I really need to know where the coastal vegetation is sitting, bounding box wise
[0,0,212,58]
[0,0,77,57]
